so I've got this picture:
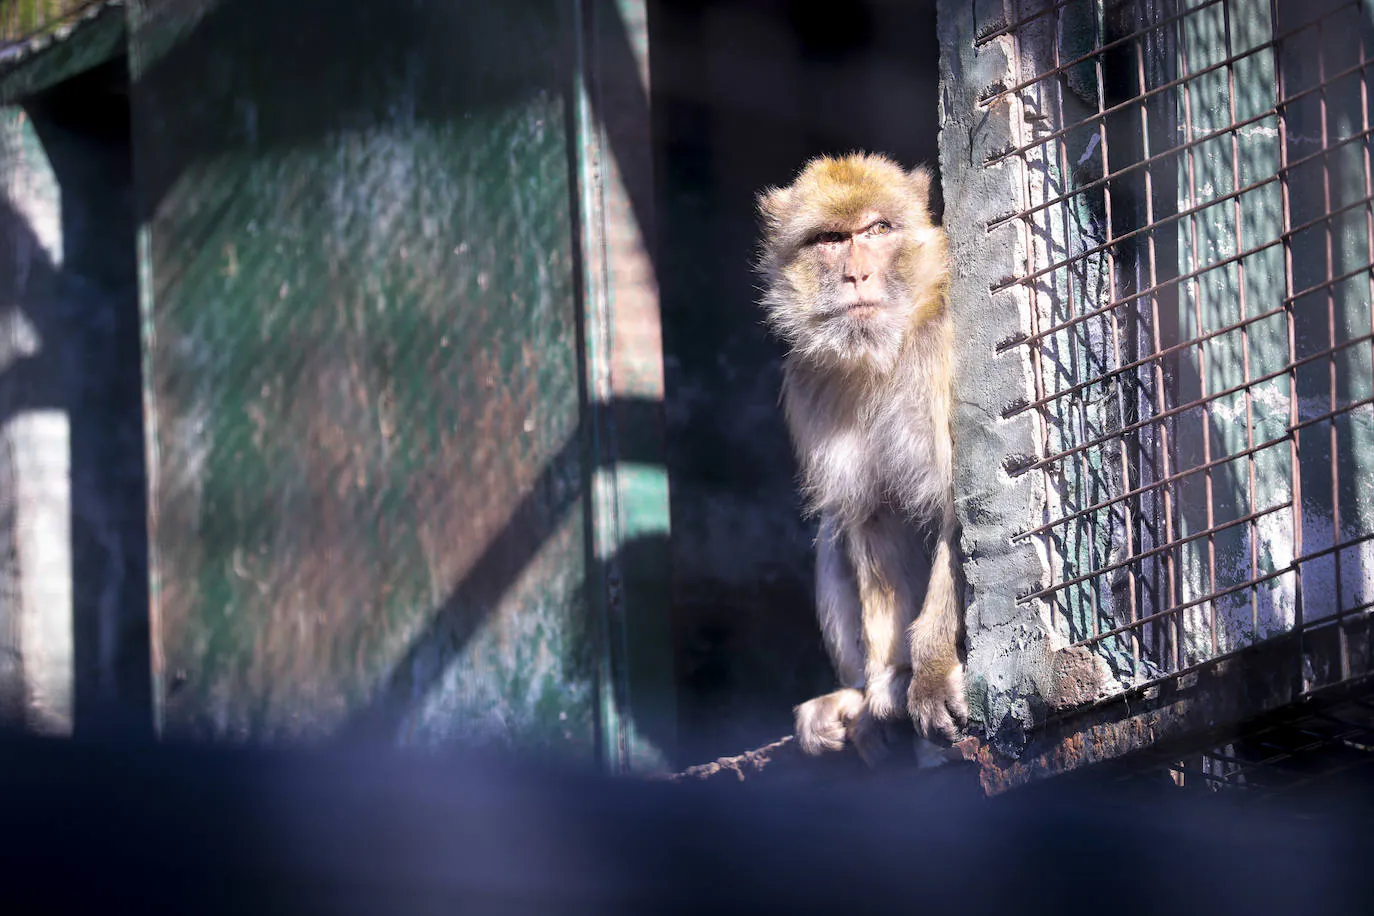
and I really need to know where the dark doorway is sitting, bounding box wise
[649,0,942,763]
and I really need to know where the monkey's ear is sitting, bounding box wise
[757,186,792,227]
[906,165,934,204]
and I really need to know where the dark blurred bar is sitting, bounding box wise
[0,729,1368,915]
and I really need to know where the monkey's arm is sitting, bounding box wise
[793,518,887,765]
[849,517,915,723]
[815,517,865,688]
[906,502,968,742]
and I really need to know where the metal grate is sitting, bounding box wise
[1172,704,1374,795]
[1128,691,1374,796]
[985,0,1374,700]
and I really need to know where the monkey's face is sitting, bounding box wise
[757,154,947,373]
[787,213,915,365]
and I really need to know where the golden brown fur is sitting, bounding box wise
[756,153,965,761]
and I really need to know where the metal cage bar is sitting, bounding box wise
[991,0,1374,701]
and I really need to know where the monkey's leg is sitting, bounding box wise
[906,507,969,742]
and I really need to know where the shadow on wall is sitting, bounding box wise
[332,395,674,764]
[0,57,150,738]
[648,0,942,762]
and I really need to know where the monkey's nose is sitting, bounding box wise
[846,271,878,294]
[844,245,875,284]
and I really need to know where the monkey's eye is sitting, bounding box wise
[811,231,848,246]
[868,221,893,236]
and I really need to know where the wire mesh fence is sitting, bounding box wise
[984,0,1374,704]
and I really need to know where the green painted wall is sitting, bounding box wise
[128,0,672,769]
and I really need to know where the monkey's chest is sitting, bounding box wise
[804,411,941,522]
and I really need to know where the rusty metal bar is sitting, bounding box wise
[1174,18,1219,662]
[972,625,1374,795]
[1025,500,1291,604]
[1003,0,1064,637]
[983,0,1374,769]
[1187,710,1374,788]
[1273,0,1307,647]
[1002,304,1287,419]
[1010,332,1374,477]
[1315,18,1350,685]
[1001,191,1374,351]
[1289,394,1374,432]
[983,5,1345,169]
[1047,0,1083,640]
[1286,260,1374,309]
[1016,430,1288,543]
[1221,0,1264,658]
[985,52,1374,235]
[1042,605,1374,725]
[1014,393,1374,542]
[977,0,1226,108]
[1005,246,1374,417]
[1066,530,1374,649]
[973,0,1083,48]
[1091,4,1141,653]
[1136,21,1182,672]
[1363,16,1374,697]
[993,125,1374,296]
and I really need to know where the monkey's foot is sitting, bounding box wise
[907,662,969,743]
[864,665,912,721]
[795,688,891,766]
[793,688,865,756]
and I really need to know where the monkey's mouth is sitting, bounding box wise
[843,302,882,319]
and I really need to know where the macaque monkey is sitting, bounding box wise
[755,153,965,762]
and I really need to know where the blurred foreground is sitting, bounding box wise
[0,730,1369,915]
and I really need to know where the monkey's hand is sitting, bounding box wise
[906,591,969,742]
[906,659,968,743]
